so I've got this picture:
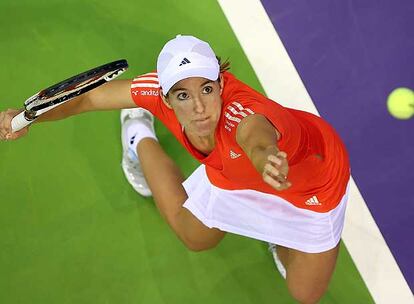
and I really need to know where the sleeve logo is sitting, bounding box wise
[224,101,254,132]
[131,73,160,96]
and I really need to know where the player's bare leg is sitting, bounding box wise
[275,244,340,304]
[137,138,225,251]
[121,108,225,251]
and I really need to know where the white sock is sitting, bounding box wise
[126,123,157,158]
[269,243,287,279]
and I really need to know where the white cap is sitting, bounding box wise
[157,35,220,94]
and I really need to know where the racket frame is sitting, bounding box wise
[12,59,128,132]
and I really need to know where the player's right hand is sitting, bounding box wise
[0,109,29,141]
[262,150,292,191]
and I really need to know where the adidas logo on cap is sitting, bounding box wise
[179,57,191,66]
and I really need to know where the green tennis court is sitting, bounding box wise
[0,1,373,303]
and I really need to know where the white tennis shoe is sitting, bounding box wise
[120,108,155,197]
[268,243,287,279]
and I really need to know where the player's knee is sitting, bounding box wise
[184,242,217,252]
[181,238,219,252]
[289,290,324,304]
[287,281,327,304]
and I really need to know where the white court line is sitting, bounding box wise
[217,1,413,303]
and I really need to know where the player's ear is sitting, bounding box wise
[160,91,173,109]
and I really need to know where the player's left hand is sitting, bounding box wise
[262,151,292,191]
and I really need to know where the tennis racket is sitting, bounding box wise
[11,59,128,133]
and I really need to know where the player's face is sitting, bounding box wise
[165,76,223,138]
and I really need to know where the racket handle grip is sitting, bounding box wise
[11,111,33,133]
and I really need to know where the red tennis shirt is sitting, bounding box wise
[130,71,350,212]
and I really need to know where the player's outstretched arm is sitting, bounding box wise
[36,79,136,122]
[236,114,292,191]
[0,79,136,141]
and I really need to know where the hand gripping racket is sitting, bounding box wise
[11,59,128,132]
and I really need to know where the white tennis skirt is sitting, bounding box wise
[182,165,350,253]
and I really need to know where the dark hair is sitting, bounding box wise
[217,56,230,72]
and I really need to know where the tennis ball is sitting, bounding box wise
[387,87,414,120]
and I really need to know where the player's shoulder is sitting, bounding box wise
[221,99,257,135]
[220,73,264,132]
[221,75,267,119]
[131,71,161,98]
[222,72,269,105]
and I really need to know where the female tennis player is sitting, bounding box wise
[0,35,350,304]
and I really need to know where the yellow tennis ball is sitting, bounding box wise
[387,87,414,120]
